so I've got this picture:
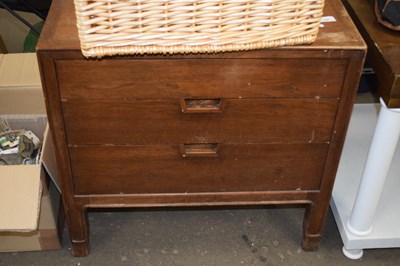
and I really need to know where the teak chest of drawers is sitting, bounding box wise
[37,0,366,256]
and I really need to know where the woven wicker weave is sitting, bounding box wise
[74,0,325,57]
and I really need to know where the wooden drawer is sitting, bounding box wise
[56,58,347,100]
[63,98,338,145]
[69,143,329,195]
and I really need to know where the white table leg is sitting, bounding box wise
[343,98,400,259]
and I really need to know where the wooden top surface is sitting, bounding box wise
[37,0,365,52]
[345,0,399,107]
[346,0,400,74]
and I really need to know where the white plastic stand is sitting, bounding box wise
[331,101,400,260]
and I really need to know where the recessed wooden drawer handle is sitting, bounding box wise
[179,143,219,157]
[180,98,223,113]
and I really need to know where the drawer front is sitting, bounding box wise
[56,58,347,100]
[63,98,338,145]
[69,143,329,195]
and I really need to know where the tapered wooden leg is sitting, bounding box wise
[66,205,90,256]
[301,202,329,251]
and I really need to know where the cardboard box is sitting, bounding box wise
[0,52,63,251]
[0,115,62,252]
[0,166,63,252]
[0,53,46,114]
[0,115,46,230]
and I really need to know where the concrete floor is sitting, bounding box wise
[1,206,400,265]
[2,90,399,266]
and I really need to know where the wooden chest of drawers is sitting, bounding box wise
[37,0,366,256]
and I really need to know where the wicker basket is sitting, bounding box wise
[74,0,325,57]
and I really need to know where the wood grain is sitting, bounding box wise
[62,98,338,145]
[56,58,346,100]
[36,0,366,256]
[69,143,329,194]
